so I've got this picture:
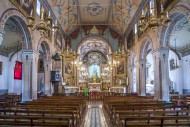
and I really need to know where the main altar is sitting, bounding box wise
[88,83,102,92]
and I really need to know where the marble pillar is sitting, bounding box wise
[128,65,134,93]
[139,59,146,96]
[43,59,52,96]
[0,29,4,45]
[153,48,169,101]
[22,50,38,102]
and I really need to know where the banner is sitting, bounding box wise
[14,61,22,80]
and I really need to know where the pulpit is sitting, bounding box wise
[88,83,102,92]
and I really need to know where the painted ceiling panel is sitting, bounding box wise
[47,0,142,34]
[110,0,141,33]
[47,0,78,33]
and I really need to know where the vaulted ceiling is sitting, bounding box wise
[47,0,142,35]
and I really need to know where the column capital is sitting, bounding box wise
[139,59,146,65]
[22,50,39,56]
[153,48,169,62]
[44,60,52,65]
[153,48,169,56]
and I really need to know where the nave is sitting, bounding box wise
[1,0,190,126]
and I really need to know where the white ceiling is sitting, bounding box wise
[170,16,190,51]
[0,18,22,54]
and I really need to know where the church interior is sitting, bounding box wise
[0,0,190,126]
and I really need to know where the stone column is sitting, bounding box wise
[139,59,146,96]
[135,61,140,95]
[43,59,52,96]
[128,65,134,93]
[0,29,4,45]
[108,53,113,87]
[153,48,169,101]
[22,50,38,102]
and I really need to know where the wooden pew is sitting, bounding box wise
[124,116,190,127]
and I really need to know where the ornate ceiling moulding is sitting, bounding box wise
[87,2,104,16]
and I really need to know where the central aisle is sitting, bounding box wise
[84,101,108,127]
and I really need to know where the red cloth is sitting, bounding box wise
[14,61,22,80]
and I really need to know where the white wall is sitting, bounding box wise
[182,55,190,93]
[0,55,9,93]
[168,50,183,94]
[8,52,22,95]
[146,53,154,82]
[0,52,22,95]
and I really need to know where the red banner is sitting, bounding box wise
[14,61,22,80]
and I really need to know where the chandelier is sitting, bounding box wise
[114,45,130,59]
[27,6,59,36]
[138,1,171,32]
[62,46,77,59]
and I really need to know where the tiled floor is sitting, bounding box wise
[84,101,108,127]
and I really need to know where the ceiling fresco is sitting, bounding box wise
[47,0,142,35]
[83,51,107,65]
[78,37,111,60]
[47,0,78,33]
[110,0,141,33]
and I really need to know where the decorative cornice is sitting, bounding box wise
[41,0,66,39]
[124,0,149,37]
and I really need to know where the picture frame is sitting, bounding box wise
[64,62,71,74]
[38,59,44,73]
[117,61,125,75]
[169,59,175,71]
[9,0,36,17]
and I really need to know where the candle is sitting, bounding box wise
[142,9,145,16]
[166,12,169,18]
[30,9,33,16]
[126,77,128,85]
[161,4,164,12]
[48,11,51,17]
[55,20,57,25]
[125,38,127,50]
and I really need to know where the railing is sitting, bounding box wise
[75,92,130,100]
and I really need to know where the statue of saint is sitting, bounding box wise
[92,68,97,83]
[93,75,97,83]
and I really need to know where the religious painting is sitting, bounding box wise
[9,0,36,17]
[169,59,175,71]
[65,62,71,74]
[117,61,125,74]
[0,62,2,75]
[38,59,44,73]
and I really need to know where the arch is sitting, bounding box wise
[37,37,51,59]
[161,5,190,47]
[139,35,153,60]
[0,8,32,49]
[77,36,112,52]
[77,36,112,60]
